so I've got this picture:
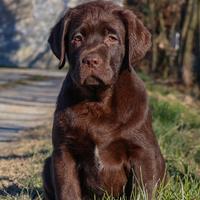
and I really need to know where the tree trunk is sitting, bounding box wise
[182,0,198,87]
[178,0,193,80]
[148,0,157,72]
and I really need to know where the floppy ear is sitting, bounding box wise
[48,11,71,69]
[119,9,151,69]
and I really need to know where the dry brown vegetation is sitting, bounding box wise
[0,124,52,199]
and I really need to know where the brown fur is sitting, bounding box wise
[43,1,165,200]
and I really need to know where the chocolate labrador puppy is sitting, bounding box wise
[43,1,165,199]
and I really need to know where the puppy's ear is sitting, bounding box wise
[48,10,72,69]
[119,9,151,69]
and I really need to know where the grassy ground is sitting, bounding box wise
[0,124,52,200]
[0,74,200,200]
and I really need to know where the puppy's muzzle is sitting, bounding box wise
[80,53,104,86]
[81,53,103,69]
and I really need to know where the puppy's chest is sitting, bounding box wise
[62,108,132,192]
[84,139,131,195]
[94,138,130,170]
[62,104,116,136]
[62,107,132,159]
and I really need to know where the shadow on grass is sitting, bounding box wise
[166,159,200,183]
[0,149,49,160]
[0,153,34,160]
[0,182,43,200]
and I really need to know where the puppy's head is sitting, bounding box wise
[49,1,151,92]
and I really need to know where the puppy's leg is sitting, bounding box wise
[132,149,165,200]
[125,170,134,200]
[52,146,82,200]
[43,156,55,200]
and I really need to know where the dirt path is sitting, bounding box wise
[0,68,64,143]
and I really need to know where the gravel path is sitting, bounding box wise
[0,68,65,142]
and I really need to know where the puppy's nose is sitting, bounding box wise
[82,54,102,68]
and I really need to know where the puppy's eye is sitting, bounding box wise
[105,34,118,45]
[108,34,118,42]
[71,33,84,45]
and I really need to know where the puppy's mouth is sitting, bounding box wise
[84,76,103,86]
[83,76,109,93]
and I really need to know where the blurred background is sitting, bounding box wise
[125,0,200,96]
[0,0,200,95]
[0,0,122,69]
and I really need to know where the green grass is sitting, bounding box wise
[0,74,200,199]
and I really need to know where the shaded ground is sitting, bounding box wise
[0,68,64,142]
